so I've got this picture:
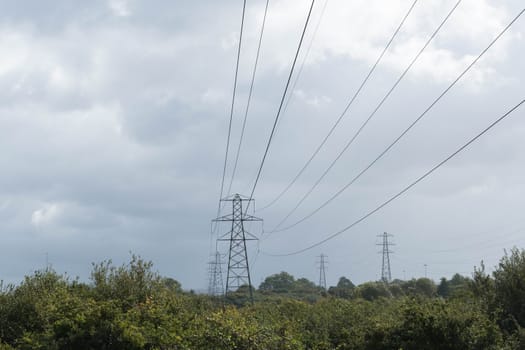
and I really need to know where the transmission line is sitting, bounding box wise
[269,4,522,234]
[260,0,419,211]
[269,0,460,232]
[246,0,316,211]
[214,0,247,230]
[227,0,271,196]
[262,98,525,256]
[280,0,330,118]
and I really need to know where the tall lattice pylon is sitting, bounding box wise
[208,251,224,296]
[377,232,394,283]
[214,194,262,302]
[317,253,328,290]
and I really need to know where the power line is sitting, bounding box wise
[280,0,330,120]
[227,0,271,196]
[213,0,247,235]
[262,98,525,256]
[269,5,523,234]
[246,0,316,211]
[242,0,328,200]
[259,0,419,211]
[268,0,460,233]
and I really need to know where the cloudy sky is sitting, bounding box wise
[0,0,523,290]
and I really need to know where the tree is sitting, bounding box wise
[401,278,437,297]
[259,272,295,294]
[470,261,496,316]
[337,276,355,289]
[437,277,450,298]
[294,278,319,294]
[388,283,405,298]
[415,278,436,297]
[226,284,255,306]
[162,277,182,293]
[328,277,355,299]
[492,248,525,330]
[367,298,503,349]
[356,282,390,301]
[90,254,163,309]
[448,273,470,298]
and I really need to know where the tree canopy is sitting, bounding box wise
[1,249,525,349]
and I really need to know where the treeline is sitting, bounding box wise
[1,250,525,349]
[253,270,468,302]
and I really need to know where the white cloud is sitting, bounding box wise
[259,0,519,89]
[109,0,132,17]
[201,88,228,105]
[292,89,331,108]
[31,203,62,227]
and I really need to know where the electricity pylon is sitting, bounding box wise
[317,253,328,290]
[208,251,224,296]
[214,194,261,303]
[377,232,394,283]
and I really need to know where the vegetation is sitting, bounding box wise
[2,249,525,349]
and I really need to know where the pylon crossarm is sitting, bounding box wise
[213,215,235,222]
[241,214,263,222]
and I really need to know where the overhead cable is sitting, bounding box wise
[270,4,522,234]
[263,98,525,256]
[246,0,316,211]
[227,0,271,195]
[212,0,247,236]
[260,0,419,211]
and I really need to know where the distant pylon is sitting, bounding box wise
[377,232,394,283]
[214,194,262,303]
[208,251,224,296]
[317,253,328,290]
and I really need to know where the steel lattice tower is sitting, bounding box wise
[377,232,394,283]
[207,251,224,296]
[214,194,261,302]
[317,253,328,290]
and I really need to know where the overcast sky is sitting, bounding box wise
[0,0,523,291]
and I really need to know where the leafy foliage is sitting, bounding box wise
[327,276,355,299]
[258,271,323,302]
[1,250,525,349]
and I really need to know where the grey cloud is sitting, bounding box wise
[0,0,523,290]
